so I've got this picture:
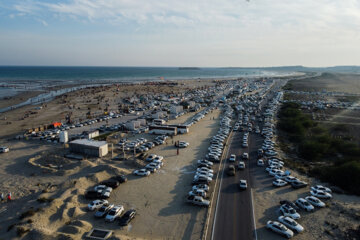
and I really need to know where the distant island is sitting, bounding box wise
[178,67,201,70]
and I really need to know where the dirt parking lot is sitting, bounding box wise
[83,109,221,239]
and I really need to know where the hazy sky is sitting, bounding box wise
[1,0,360,67]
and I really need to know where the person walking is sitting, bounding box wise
[0,193,4,202]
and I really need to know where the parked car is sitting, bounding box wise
[192,184,209,192]
[88,200,108,211]
[311,185,332,193]
[95,204,115,218]
[101,179,120,189]
[273,179,288,187]
[188,189,207,198]
[105,205,124,222]
[239,180,247,190]
[0,146,9,153]
[305,196,325,207]
[186,195,210,207]
[295,198,314,212]
[291,180,308,189]
[111,175,127,183]
[279,200,299,210]
[133,169,151,176]
[280,204,300,219]
[197,159,213,166]
[266,220,294,239]
[119,209,136,226]
[146,154,157,162]
[310,189,332,199]
[85,190,102,199]
[278,216,304,233]
[284,176,299,183]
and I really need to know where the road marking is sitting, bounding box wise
[210,131,234,240]
[250,188,258,240]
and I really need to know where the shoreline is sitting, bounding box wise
[0,72,305,114]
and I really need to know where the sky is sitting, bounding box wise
[1,0,360,67]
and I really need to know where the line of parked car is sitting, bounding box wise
[88,200,137,226]
[84,175,135,225]
[257,95,334,238]
[267,185,333,238]
[186,105,233,207]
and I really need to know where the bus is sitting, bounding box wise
[149,125,177,136]
[167,124,189,134]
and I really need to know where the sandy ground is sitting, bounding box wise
[0,107,221,239]
[253,166,360,240]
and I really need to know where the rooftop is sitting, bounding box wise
[70,139,107,147]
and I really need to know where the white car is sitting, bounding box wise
[266,220,294,239]
[197,167,213,173]
[186,195,210,207]
[195,172,213,179]
[178,141,189,148]
[257,159,265,166]
[295,198,314,212]
[280,204,300,220]
[88,200,108,211]
[273,179,288,187]
[145,154,157,161]
[275,172,288,180]
[101,187,113,198]
[278,216,304,233]
[133,169,151,176]
[305,196,325,207]
[153,156,164,161]
[0,147,9,153]
[284,176,299,183]
[105,205,124,222]
[229,154,236,162]
[269,169,283,177]
[239,180,247,189]
[311,185,332,193]
[192,184,209,192]
[188,189,206,198]
[310,189,332,199]
[242,153,249,159]
[193,175,212,182]
[238,161,245,169]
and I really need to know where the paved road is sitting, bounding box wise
[212,128,264,240]
[211,81,285,240]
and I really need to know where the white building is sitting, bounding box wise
[69,139,108,157]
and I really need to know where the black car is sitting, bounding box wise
[279,200,299,210]
[112,175,128,183]
[101,179,120,189]
[119,209,136,226]
[291,180,308,189]
[85,190,102,199]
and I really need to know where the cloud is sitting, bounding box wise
[7,0,360,32]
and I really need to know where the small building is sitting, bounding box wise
[59,131,68,143]
[69,139,108,157]
[87,130,99,139]
[126,121,141,130]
